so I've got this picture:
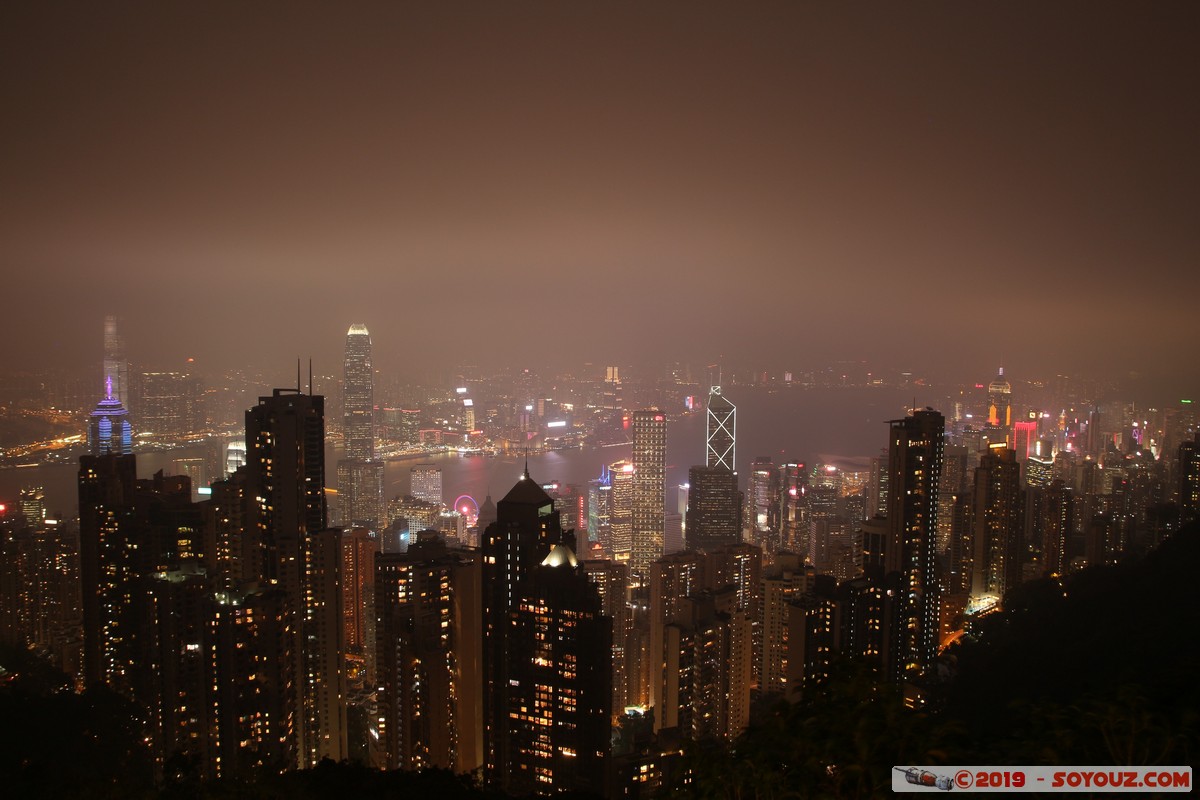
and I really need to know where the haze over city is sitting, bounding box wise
[2,2,1198,387]
[1,4,1198,799]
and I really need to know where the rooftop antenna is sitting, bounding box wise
[297,358,302,392]
[308,359,313,395]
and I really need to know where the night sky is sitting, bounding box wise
[2,2,1197,384]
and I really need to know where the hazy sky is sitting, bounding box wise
[2,2,1197,385]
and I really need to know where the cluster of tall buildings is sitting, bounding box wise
[90,316,205,442]
[4,334,1200,798]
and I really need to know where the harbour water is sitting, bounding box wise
[1,386,920,517]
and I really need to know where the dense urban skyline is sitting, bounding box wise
[1,4,1198,798]
[1,2,1198,387]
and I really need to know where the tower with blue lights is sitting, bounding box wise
[88,375,133,456]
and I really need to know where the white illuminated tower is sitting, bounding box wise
[343,324,374,461]
[339,323,383,527]
[706,387,736,471]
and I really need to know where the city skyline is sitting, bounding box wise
[3,316,1198,796]
[1,3,1198,387]
[1,3,1199,796]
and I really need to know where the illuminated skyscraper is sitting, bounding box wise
[88,376,133,456]
[103,315,129,408]
[343,324,374,460]
[1013,413,1039,460]
[706,387,736,471]
[779,463,807,551]
[631,410,667,576]
[609,459,635,563]
[17,485,45,526]
[587,466,612,552]
[986,368,1012,444]
[339,324,383,527]
[225,438,247,477]
[746,456,779,554]
[884,408,944,681]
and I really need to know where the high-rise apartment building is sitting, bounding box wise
[340,526,378,699]
[706,387,736,471]
[244,388,341,767]
[1180,433,1200,526]
[1040,479,1074,578]
[481,473,611,796]
[583,558,630,715]
[759,552,811,696]
[77,452,139,691]
[305,527,349,765]
[970,445,1023,601]
[884,408,944,682]
[375,531,481,772]
[783,582,837,702]
[647,550,706,728]
[631,410,667,576]
[660,587,752,743]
